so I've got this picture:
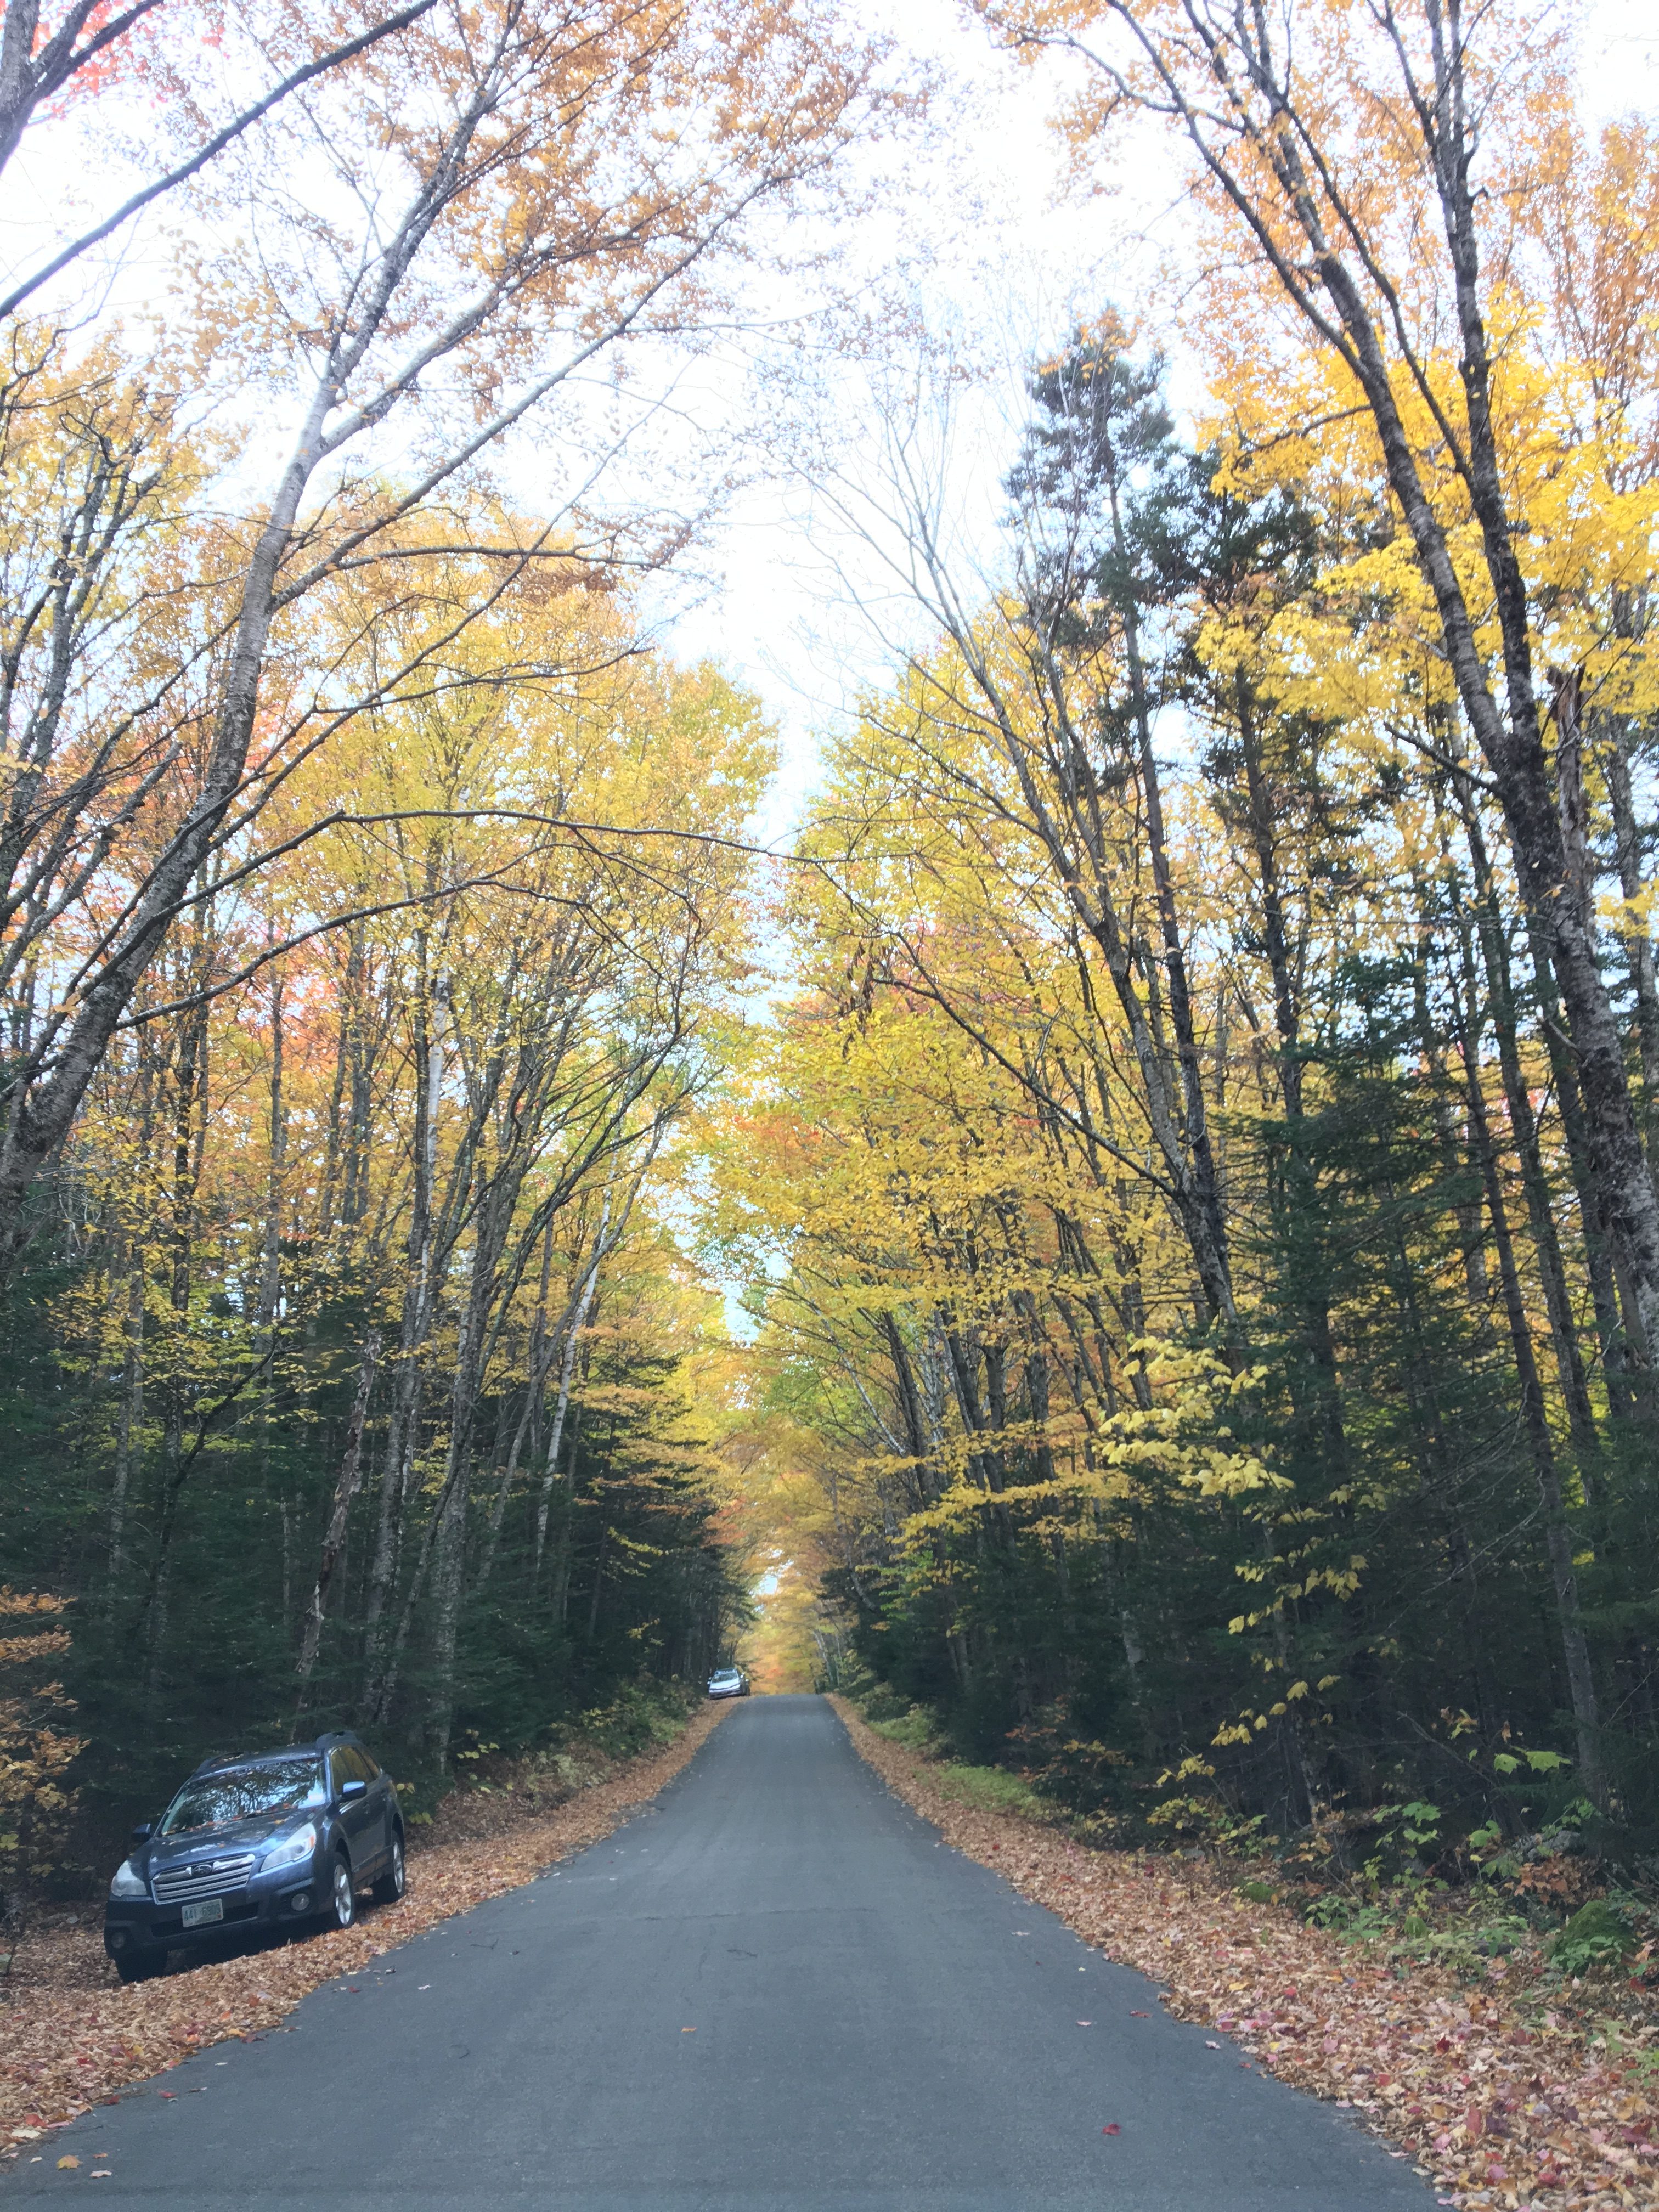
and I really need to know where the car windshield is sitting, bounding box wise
[159,1758,325,1836]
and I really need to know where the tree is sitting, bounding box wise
[980,0,1659,1415]
[2,546,770,1816]
[725,280,1659,1831]
[0,0,882,1272]
[0,2,440,320]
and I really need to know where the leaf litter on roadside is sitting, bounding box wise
[831,1698,1659,2212]
[0,1704,730,2158]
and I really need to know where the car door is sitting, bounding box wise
[355,1745,394,1867]
[330,1748,378,1873]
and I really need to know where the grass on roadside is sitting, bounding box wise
[857,1696,1068,1824]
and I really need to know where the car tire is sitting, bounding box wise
[115,1953,163,1984]
[371,1831,405,1905]
[328,1852,355,1931]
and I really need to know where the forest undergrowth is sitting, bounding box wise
[0,1697,728,2164]
[831,1699,1659,2212]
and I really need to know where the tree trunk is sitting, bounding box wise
[295,1327,381,1694]
[106,1254,145,1589]
[361,968,445,1696]
[476,1226,557,1600]
[1450,963,1607,1807]
[1450,791,1597,1449]
[1525,922,1647,1421]
[1599,708,1659,1176]
[534,1221,607,1577]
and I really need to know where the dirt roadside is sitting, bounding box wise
[0,1700,731,2159]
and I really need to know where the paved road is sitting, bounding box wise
[9,1697,1435,2209]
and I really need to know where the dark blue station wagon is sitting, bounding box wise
[103,1730,404,1982]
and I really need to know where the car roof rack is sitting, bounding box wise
[188,1747,291,1776]
[187,1734,358,1778]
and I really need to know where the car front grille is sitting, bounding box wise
[152,1852,256,1904]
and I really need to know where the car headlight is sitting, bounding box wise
[109,1859,148,1900]
[259,1822,318,1874]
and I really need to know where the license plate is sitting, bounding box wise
[182,1897,223,1929]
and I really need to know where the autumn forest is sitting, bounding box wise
[3,0,1658,1910]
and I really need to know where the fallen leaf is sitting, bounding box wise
[1102,2123,1121,2136]
[57,2155,78,2169]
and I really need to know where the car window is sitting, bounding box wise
[159,1759,325,1835]
[354,1746,380,1780]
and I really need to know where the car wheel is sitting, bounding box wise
[115,1953,163,1984]
[329,1853,355,1931]
[371,1832,405,1905]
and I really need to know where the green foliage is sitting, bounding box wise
[1305,1893,1397,1938]
[1380,1802,1442,1852]
[1550,1898,1635,1977]
[857,1681,919,1724]
[865,1711,939,1751]
[0,1251,746,1875]
[929,1763,1052,1821]
[1387,1913,1533,1983]
[575,1679,698,1760]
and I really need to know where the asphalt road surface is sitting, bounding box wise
[8,1696,1436,2210]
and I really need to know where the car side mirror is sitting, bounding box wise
[130,1821,153,1847]
[339,1779,367,1803]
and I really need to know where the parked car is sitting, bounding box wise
[103,1730,404,1983]
[707,1666,750,1699]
